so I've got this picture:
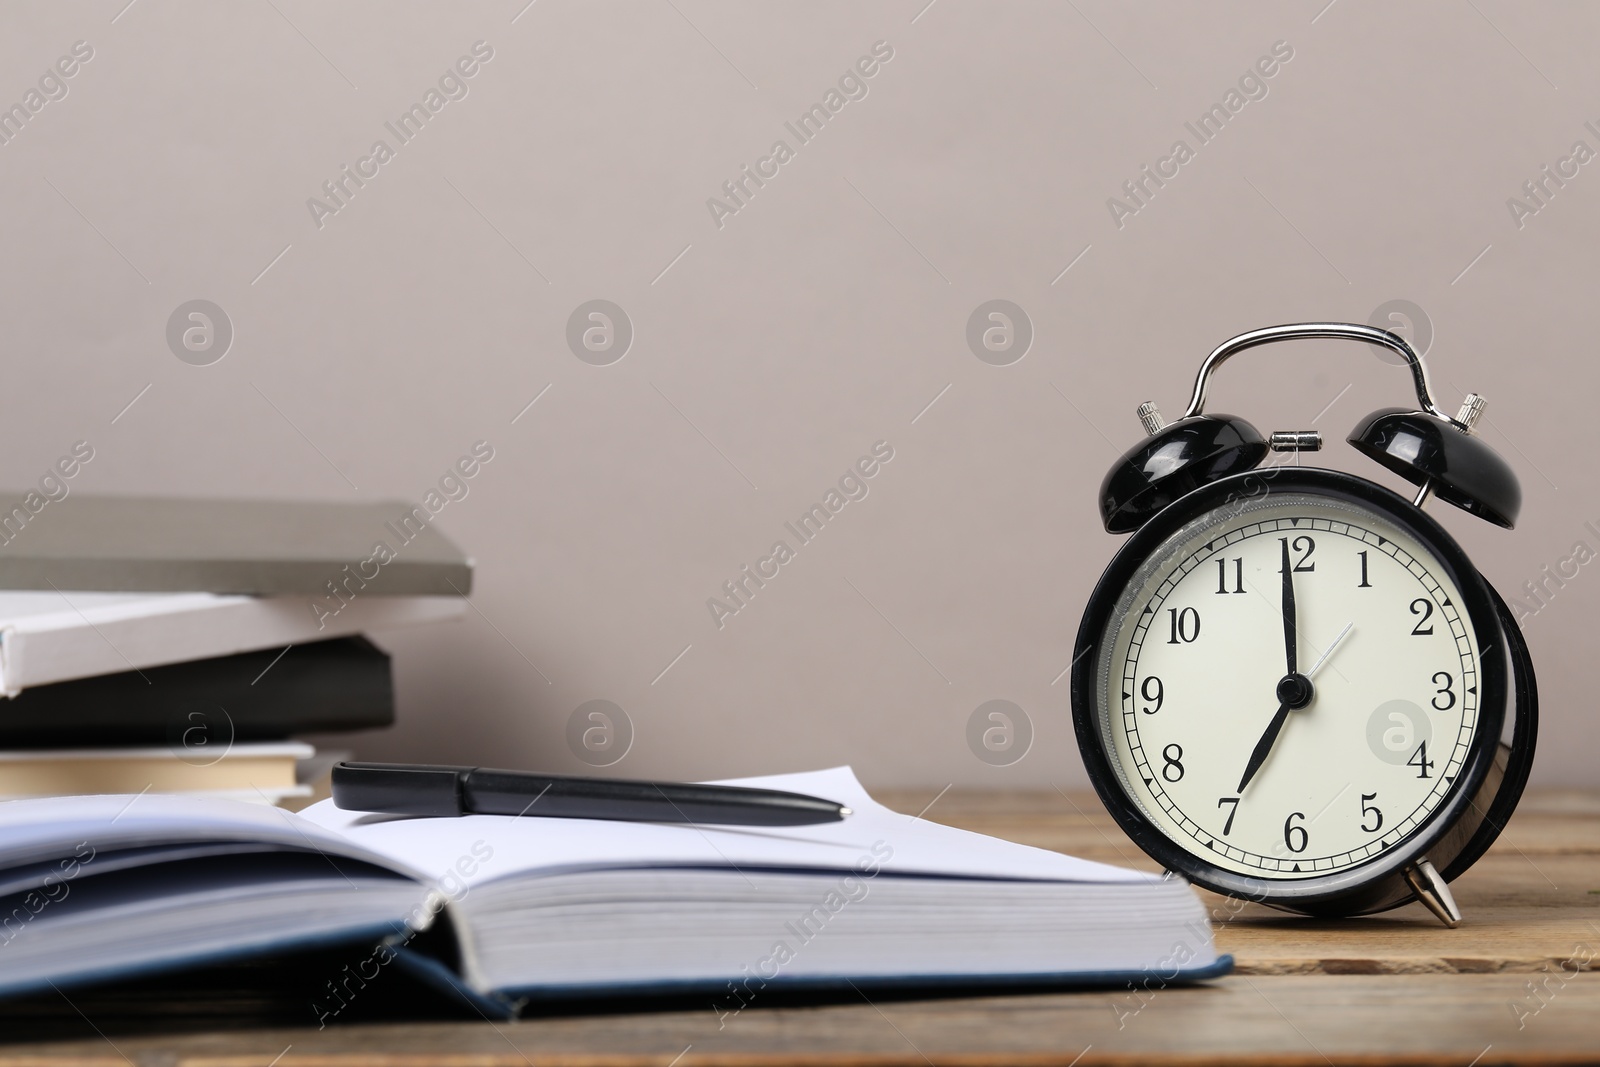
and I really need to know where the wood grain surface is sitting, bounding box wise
[878,788,1600,978]
[3,790,1595,1066]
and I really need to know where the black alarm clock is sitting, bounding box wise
[1071,322,1537,926]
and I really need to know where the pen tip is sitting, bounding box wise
[839,807,853,817]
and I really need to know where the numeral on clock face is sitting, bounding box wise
[1140,676,1164,715]
[1280,535,1315,572]
[1217,796,1239,835]
[1408,742,1434,778]
[1102,498,1480,880]
[1360,792,1383,833]
[1282,812,1308,854]
[1216,557,1245,594]
[1432,672,1456,710]
[1167,607,1201,644]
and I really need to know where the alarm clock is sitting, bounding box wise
[1071,322,1537,926]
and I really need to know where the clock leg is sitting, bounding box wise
[1403,858,1462,927]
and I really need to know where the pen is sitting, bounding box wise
[331,762,853,826]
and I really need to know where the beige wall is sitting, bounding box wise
[1,1,1595,790]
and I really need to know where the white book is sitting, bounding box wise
[0,591,463,695]
[0,767,1227,1010]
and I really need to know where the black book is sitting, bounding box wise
[0,637,393,748]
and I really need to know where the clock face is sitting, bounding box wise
[1091,489,1481,880]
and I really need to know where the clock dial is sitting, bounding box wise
[1095,492,1480,879]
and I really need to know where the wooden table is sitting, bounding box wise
[4,789,1597,1066]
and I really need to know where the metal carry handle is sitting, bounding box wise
[1179,322,1454,425]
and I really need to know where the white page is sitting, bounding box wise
[300,766,1162,892]
[0,590,464,695]
[0,590,229,618]
[0,792,420,878]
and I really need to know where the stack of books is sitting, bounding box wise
[0,495,472,806]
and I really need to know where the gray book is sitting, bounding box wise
[0,495,472,596]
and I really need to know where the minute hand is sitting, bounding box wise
[1280,537,1297,675]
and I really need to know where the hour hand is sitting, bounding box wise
[1238,701,1291,794]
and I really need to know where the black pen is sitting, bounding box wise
[331,762,852,826]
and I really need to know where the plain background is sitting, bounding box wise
[0,1,1594,791]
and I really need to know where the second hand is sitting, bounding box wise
[1306,622,1355,679]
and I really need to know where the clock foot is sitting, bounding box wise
[1403,858,1462,927]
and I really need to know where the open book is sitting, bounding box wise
[0,767,1227,1014]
